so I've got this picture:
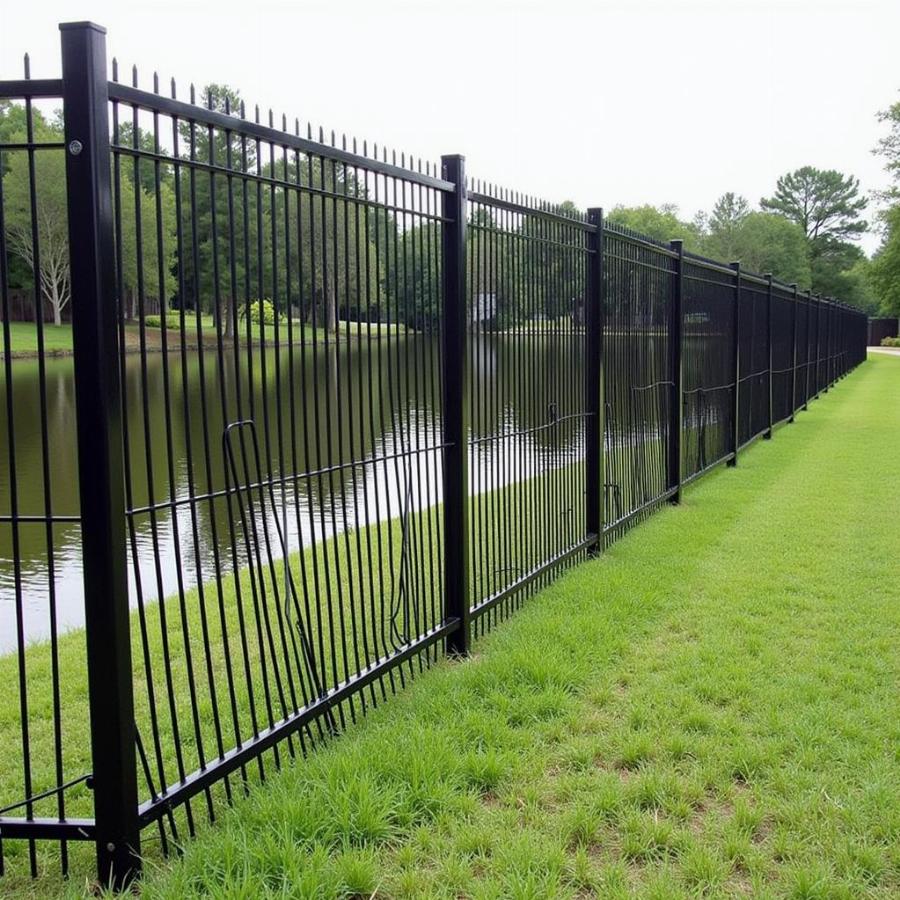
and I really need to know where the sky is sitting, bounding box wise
[3,0,897,255]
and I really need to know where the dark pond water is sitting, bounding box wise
[0,333,588,652]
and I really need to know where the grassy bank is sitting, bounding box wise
[4,355,898,897]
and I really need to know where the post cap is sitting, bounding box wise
[59,21,107,34]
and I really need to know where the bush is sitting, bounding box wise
[880,336,900,348]
[142,314,181,329]
[240,299,277,326]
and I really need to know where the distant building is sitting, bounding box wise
[471,292,497,326]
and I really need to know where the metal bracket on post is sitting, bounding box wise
[60,21,140,888]
[789,283,798,423]
[440,155,470,656]
[728,261,741,466]
[668,240,684,501]
[764,274,773,439]
[585,208,605,544]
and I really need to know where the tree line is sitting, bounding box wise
[1,85,898,331]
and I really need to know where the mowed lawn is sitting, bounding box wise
[12,354,900,898]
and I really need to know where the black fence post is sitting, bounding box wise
[764,273,773,439]
[668,240,684,501]
[823,298,831,393]
[59,21,140,888]
[440,155,470,656]
[585,208,605,544]
[789,283,798,423]
[728,261,741,466]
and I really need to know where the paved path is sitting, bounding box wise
[868,346,900,356]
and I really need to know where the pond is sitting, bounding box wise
[0,332,588,652]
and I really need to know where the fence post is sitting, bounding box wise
[440,154,470,656]
[789,283,798,423]
[764,273,773,439]
[585,209,605,544]
[668,240,684,501]
[823,298,831,393]
[60,21,140,887]
[728,261,741,466]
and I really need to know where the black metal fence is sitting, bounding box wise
[0,22,868,887]
[867,316,898,345]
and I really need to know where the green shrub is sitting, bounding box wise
[880,335,900,348]
[241,299,277,326]
[142,314,181,329]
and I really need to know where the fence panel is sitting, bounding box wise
[602,226,675,534]
[771,283,795,425]
[681,257,735,480]
[0,72,96,880]
[465,188,592,629]
[105,75,454,839]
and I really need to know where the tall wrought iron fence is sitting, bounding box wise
[0,21,868,887]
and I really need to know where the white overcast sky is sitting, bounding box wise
[3,0,898,254]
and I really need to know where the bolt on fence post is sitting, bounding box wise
[789,283,798,423]
[585,209,605,545]
[764,274,773,439]
[728,261,741,466]
[668,240,684,502]
[60,21,140,888]
[440,155,470,656]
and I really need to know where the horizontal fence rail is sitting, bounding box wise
[0,20,868,888]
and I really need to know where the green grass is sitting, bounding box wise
[1,318,408,357]
[6,354,900,897]
[1,321,75,354]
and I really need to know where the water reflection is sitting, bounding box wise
[1,333,586,651]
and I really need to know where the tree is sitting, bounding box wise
[699,193,752,262]
[2,108,176,326]
[869,205,900,315]
[3,148,70,325]
[711,212,811,286]
[760,167,867,250]
[874,92,900,202]
[606,204,702,251]
[869,94,900,314]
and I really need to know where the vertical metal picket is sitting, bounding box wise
[585,209,605,542]
[728,261,741,466]
[59,21,140,888]
[440,155,470,655]
[668,240,684,502]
